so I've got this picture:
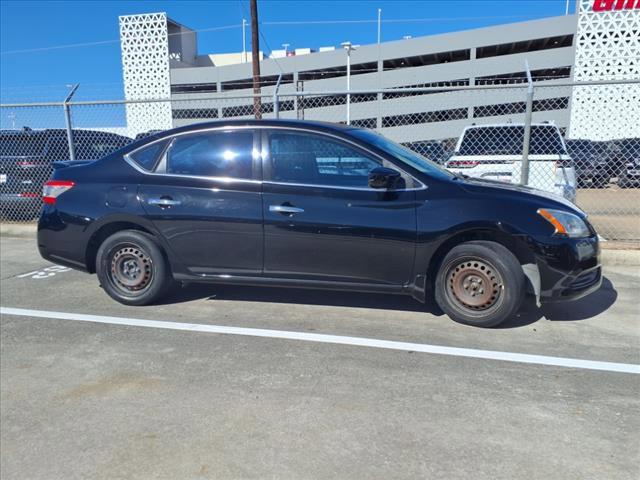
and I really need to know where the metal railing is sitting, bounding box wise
[1,79,639,241]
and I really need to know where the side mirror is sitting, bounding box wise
[368,167,402,189]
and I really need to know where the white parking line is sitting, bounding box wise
[1,306,638,375]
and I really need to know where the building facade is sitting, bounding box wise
[119,5,639,144]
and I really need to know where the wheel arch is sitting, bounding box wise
[419,226,537,302]
[85,220,158,273]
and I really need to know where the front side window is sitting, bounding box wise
[166,130,254,179]
[268,132,382,188]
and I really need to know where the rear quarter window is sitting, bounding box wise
[128,141,167,171]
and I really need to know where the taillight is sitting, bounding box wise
[42,180,75,205]
[447,160,479,168]
[19,192,40,198]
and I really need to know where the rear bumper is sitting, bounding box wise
[531,234,602,302]
[37,207,91,272]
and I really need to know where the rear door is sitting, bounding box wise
[137,128,264,276]
[261,129,417,286]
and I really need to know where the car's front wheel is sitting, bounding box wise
[435,241,525,328]
[96,230,172,306]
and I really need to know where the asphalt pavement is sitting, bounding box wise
[1,235,639,479]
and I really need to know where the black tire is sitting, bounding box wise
[96,230,172,306]
[434,241,525,328]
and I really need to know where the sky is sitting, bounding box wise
[1,0,577,102]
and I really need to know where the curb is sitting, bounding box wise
[2,223,639,266]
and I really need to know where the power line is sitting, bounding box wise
[262,14,536,26]
[0,13,552,56]
[0,23,241,55]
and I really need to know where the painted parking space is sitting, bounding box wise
[2,306,639,374]
[1,236,639,479]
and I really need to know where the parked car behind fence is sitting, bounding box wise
[445,123,577,201]
[0,128,132,220]
[565,139,611,188]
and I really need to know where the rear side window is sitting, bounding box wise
[166,131,254,179]
[458,126,566,156]
[129,141,167,171]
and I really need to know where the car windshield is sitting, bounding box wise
[349,129,454,180]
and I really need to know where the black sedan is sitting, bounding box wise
[565,139,611,188]
[37,120,601,327]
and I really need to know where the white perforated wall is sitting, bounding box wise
[569,0,640,140]
[119,13,173,136]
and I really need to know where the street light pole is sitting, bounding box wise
[341,41,355,125]
[242,19,247,63]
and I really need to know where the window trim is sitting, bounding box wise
[127,139,170,172]
[124,124,425,191]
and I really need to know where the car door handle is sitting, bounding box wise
[148,197,181,207]
[269,205,304,215]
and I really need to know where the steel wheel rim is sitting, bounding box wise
[109,244,153,294]
[446,258,503,312]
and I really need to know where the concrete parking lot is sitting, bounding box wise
[576,186,640,241]
[1,234,639,479]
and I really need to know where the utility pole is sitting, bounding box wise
[250,0,262,119]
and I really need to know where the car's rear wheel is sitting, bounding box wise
[435,241,524,328]
[96,230,172,306]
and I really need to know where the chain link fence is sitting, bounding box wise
[1,80,638,241]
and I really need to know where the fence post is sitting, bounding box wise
[273,73,282,119]
[521,62,533,186]
[63,84,79,161]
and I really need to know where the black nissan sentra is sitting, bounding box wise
[37,120,601,327]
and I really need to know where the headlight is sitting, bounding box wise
[537,208,590,238]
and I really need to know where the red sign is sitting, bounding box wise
[592,0,640,11]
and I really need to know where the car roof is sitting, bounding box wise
[154,119,357,136]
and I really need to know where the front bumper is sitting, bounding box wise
[531,234,602,302]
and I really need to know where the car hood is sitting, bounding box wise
[456,176,583,215]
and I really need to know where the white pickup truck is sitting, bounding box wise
[445,123,577,201]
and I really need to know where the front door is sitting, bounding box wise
[138,128,263,276]
[262,130,417,286]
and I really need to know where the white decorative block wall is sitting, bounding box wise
[119,13,173,136]
[569,0,640,140]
